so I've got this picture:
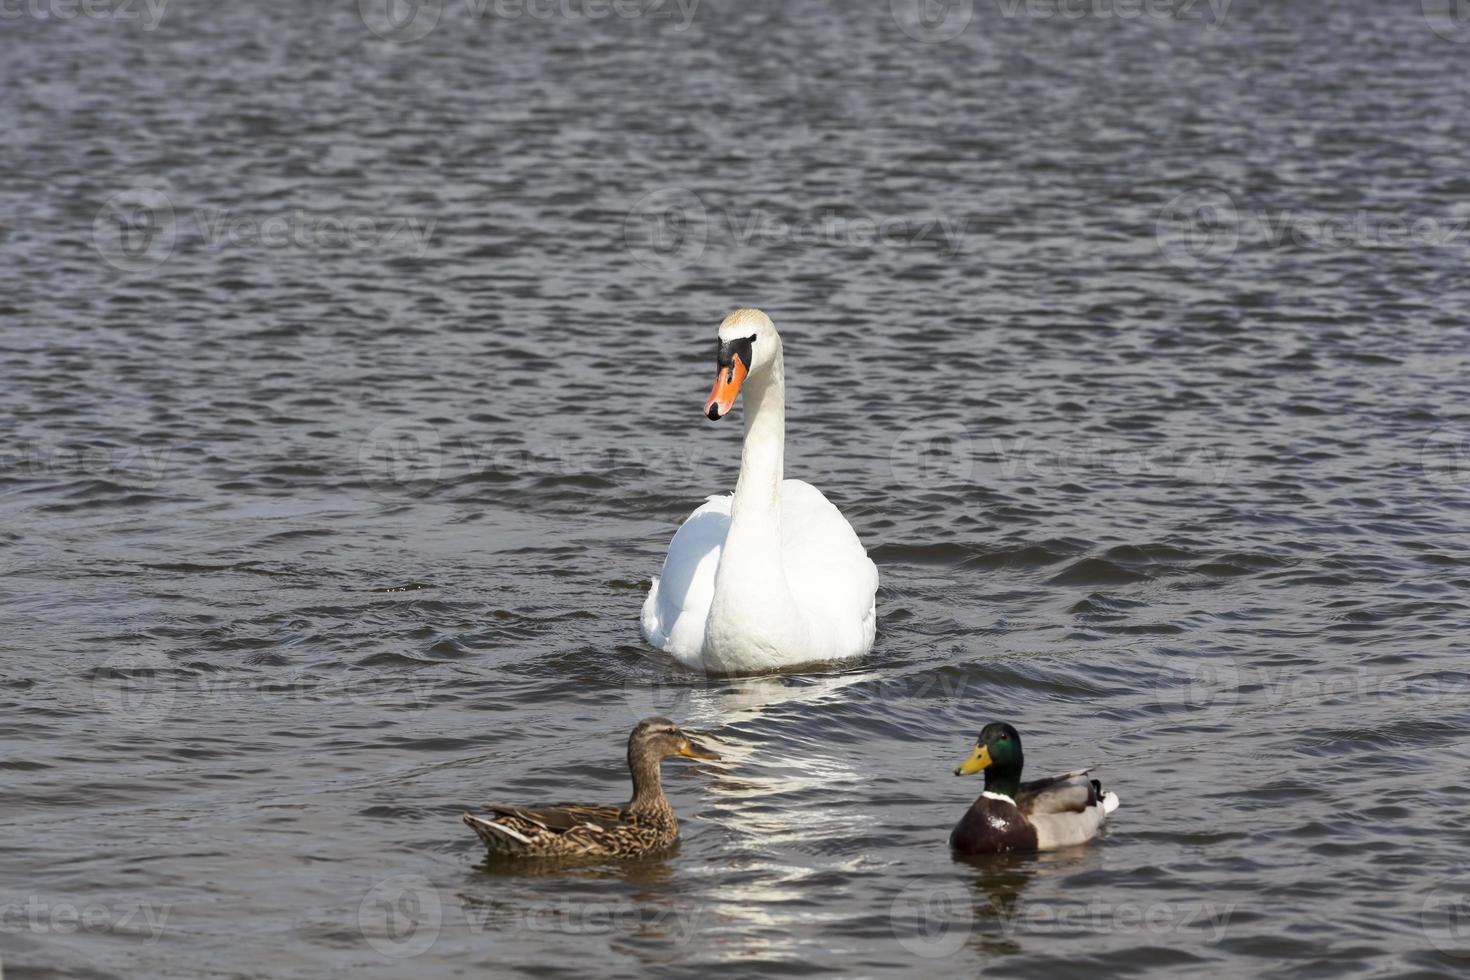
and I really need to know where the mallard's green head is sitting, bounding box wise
[954,722,1024,780]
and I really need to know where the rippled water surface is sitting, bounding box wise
[5,1,1470,977]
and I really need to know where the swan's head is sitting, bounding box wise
[705,308,780,421]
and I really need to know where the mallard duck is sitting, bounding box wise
[949,723,1119,854]
[462,717,721,860]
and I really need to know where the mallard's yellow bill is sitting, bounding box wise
[954,744,992,776]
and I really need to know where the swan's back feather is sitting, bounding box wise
[778,480,879,660]
[642,481,877,670]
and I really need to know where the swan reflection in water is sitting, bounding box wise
[639,666,894,964]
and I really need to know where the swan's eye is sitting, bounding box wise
[716,334,757,381]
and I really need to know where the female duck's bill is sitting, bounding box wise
[705,334,755,421]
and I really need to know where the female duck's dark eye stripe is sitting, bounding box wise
[716,334,756,381]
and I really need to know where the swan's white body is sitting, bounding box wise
[641,310,878,674]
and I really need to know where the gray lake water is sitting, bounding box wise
[4,1,1470,977]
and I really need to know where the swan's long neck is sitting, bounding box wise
[704,337,807,667]
[723,349,785,574]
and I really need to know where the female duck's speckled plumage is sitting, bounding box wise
[949,722,1120,855]
[462,717,720,860]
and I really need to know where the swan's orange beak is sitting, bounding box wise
[704,357,748,421]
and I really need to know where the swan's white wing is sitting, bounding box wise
[641,494,731,666]
[778,480,879,661]
[643,482,877,669]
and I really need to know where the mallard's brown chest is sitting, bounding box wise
[949,798,1039,855]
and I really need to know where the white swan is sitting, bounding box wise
[641,308,879,674]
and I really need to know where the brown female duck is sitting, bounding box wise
[463,717,721,860]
